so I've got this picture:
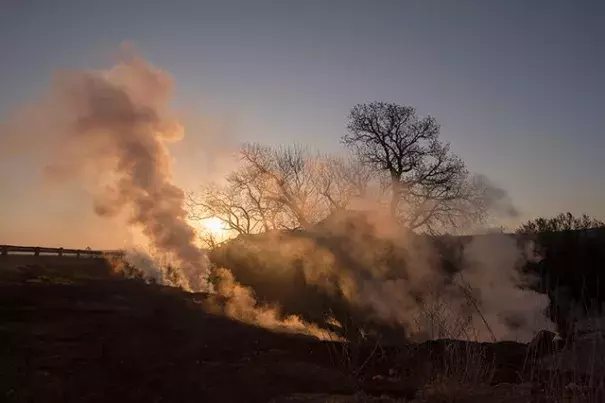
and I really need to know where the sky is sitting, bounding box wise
[0,0,603,248]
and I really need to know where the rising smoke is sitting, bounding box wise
[4,48,345,340]
[211,209,556,342]
[41,51,208,291]
[3,47,555,343]
[208,267,342,341]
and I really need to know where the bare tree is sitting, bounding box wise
[186,156,298,238]
[187,183,256,236]
[343,102,485,232]
[313,154,377,211]
[189,144,340,237]
[239,143,325,229]
[226,167,279,233]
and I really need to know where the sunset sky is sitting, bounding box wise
[0,0,603,248]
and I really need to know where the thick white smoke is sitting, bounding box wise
[330,216,556,342]
[216,210,556,342]
[209,267,342,341]
[42,52,208,291]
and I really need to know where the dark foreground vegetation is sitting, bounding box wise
[1,255,604,402]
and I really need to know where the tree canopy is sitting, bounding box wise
[189,101,514,241]
[343,102,489,232]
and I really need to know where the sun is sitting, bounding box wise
[201,216,228,238]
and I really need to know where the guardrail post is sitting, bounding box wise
[76,251,80,258]
[34,247,40,256]
[1,246,7,257]
[58,247,63,257]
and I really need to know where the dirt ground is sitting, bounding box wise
[0,256,369,402]
[0,256,548,403]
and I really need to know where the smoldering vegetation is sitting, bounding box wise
[17,51,209,291]
[209,209,554,344]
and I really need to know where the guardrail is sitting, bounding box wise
[0,244,124,258]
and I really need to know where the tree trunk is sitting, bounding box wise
[389,177,400,217]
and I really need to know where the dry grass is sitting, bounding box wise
[321,304,605,402]
[109,253,605,403]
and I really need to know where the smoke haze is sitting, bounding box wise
[1,46,554,342]
[209,268,342,341]
[2,48,351,340]
[212,210,556,342]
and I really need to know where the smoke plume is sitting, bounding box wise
[210,268,342,341]
[212,209,556,342]
[8,48,346,340]
[3,46,554,342]
[41,51,208,290]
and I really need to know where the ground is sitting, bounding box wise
[0,256,588,402]
[1,256,364,402]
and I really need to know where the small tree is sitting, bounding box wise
[343,102,485,232]
[517,213,605,332]
[313,154,377,211]
[239,143,322,229]
[189,144,370,238]
[517,212,605,234]
[188,183,262,236]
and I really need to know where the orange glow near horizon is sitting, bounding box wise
[200,216,229,239]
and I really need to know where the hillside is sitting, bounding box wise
[1,255,602,402]
[0,256,360,402]
[209,217,605,340]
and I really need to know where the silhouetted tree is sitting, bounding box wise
[238,143,320,229]
[187,163,292,238]
[192,103,506,237]
[313,154,377,211]
[517,212,604,234]
[188,182,261,236]
[343,102,486,232]
[517,213,605,332]
[188,144,374,238]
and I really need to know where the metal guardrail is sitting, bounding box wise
[0,244,124,258]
